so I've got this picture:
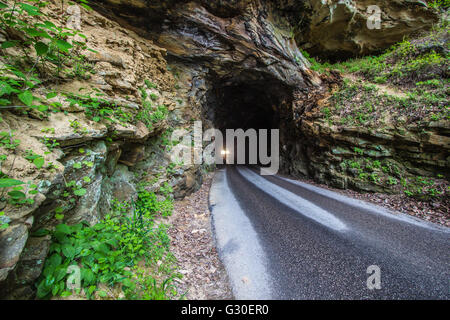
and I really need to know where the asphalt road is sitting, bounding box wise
[209,166,450,299]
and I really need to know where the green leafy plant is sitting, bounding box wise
[354,147,364,156]
[35,190,177,299]
[387,177,398,185]
[300,50,331,73]
[0,178,24,188]
[65,180,86,198]
[24,149,45,168]
[0,131,20,150]
[0,211,9,230]
[125,271,179,300]
[69,120,87,134]
[428,0,450,9]
[41,127,55,134]
[135,189,174,219]
[136,86,169,129]
[2,180,37,206]
[65,90,133,124]
[166,162,176,175]
[159,182,173,197]
[0,0,98,116]
[402,176,445,200]
[144,80,157,89]
[41,136,60,151]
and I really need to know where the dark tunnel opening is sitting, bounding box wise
[204,74,293,166]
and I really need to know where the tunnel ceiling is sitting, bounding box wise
[93,0,324,90]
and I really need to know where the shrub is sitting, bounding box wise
[35,190,176,299]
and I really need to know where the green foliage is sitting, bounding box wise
[37,211,178,298]
[125,270,179,300]
[83,160,93,168]
[416,79,443,88]
[0,211,9,230]
[299,50,331,73]
[139,87,148,101]
[135,189,174,218]
[302,21,448,131]
[428,0,450,9]
[64,179,87,199]
[369,173,379,183]
[0,1,91,69]
[0,60,44,114]
[330,23,449,89]
[151,105,168,122]
[137,85,169,129]
[138,103,169,128]
[403,176,444,200]
[41,136,60,151]
[69,119,88,134]
[372,160,381,169]
[7,187,27,205]
[354,147,364,156]
[322,107,332,124]
[41,127,55,134]
[2,181,37,206]
[166,162,176,175]
[0,133,38,206]
[24,149,45,168]
[340,153,448,200]
[73,162,82,169]
[0,178,24,188]
[65,90,133,124]
[328,72,448,126]
[144,80,157,89]
[0,131,20,150]
[157,129,175,150]
[0,0,97,116]
[35,189,177,299]
[392,50,445,76]
[387,177,398,185]
[1,2,179,298]
[159,182,173,197]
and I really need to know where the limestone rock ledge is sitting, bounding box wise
[0,1,200,298]
[296,0,439,60]
[284,116,450,192]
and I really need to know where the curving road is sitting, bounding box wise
[209,166,450,300]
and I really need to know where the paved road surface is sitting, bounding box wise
[209,166,450,299]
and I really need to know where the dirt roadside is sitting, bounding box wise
[168,174,233,300]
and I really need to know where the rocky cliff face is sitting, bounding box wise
[0,0,445,298]
[0,1,201,298]
[93,0,324,135]
[295,0,439,60]
[96,0,318,83]
[285,84,450,193]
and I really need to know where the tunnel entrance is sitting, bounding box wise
[204,73,293,166]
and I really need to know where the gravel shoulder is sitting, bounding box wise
[167,174,233,300]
